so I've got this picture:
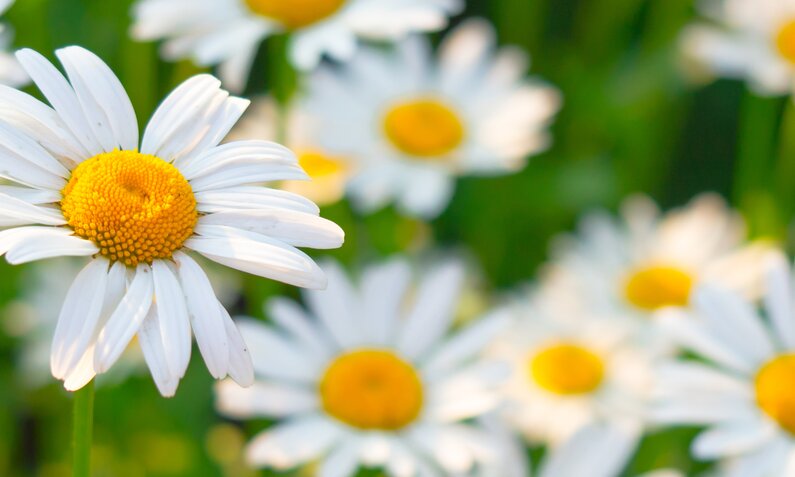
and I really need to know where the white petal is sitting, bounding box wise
[396,260,465,360]
[236,318,321,382]
[764,252,795,349]
[179,140,296,180]
[0,192,65,226]
[198,208,343,249]
[266,297,335,362]
[245,415,342,469]
[50,258,109,379]
[195,185,319,215]
[693,285,774,367]
[303,260,363,348]
[141,74,220,157]
[319,438,362,477]
[539,423,639,477]
[0,226,98,264]
[94,263,154,373]
[188,160,307,192]
[0,121,67,189]
[62,344,97,392]
[152,260,192,379]
[692,421,777,460]
[220,304,254,386]
[138,303,180,397]
[173,251,228,378]
[360,259,411,345]
[422,311,510,378]
[15,48,103,155]
[54,46,138,151]
[185,224,326,289]
[0,185,61,205]
[215,379,317,418]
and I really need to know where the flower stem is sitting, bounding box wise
[268,33,297,144]
[72,380,95,477]
[734,90,782,238]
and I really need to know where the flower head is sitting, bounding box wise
[681,0,795,95]
[215,258,509,475]
[131,0,463,91]
[0,46,344,396]
[653,251,795,473]
[304,19,561,219]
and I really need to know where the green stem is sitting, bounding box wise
[267,34,297,144]
[734,91,782,238]
[72,381,95,477]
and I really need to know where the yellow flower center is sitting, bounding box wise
[244,0,346,30]
[776,20,795,65]
[319,349,424,430]
[297,150,347,178]
[756,354,795,434]
[383,98,465,159]
[624,265,694,311]
[530,343,605,395]
[60,150,198,267]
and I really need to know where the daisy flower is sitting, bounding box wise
[130,0,463,92]
[0,0,27,87]
[680,0,795,95]
[0,46,344,396]
[489,289,653,450]
[215,258,510,476]
[543,194,771,344]
[227,96,352,206]
[652,252,795,476]
[304,19,561,219]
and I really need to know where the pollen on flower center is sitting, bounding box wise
[60,150,198,267]
[530,343,605,395]
[319,349,424,430]
[624,265,694,311]
[755,354,795,435]
[383,98,465,159]
[244,0,346,30]
[776,20,795,65]
[297,150,347,178]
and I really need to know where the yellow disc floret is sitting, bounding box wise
[297,150,347,178]
[756,353,795,435]
[244,0,346,30]
[60,150,197,267]
[383,98,465,159]
[624,265,694,311]
[776,20,795,65]
[530,343,605,395]
[319,349,424,430]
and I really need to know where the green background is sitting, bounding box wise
[0,0,778,475]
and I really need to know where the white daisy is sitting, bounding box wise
[215,258,510,476]
[227,96,352,206]
[304,18,561,219]
[543,194,771,348]
[0,0,27,87]
[0,45,344,396]
[653,251,795,476]
[680,0,795,95]
[489,289,653,450]
[131,0,463,92]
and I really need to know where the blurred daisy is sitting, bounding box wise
[681,0,795,95]
[653,252,795,475]
[131,0,463,91]
[0,0,26,87]
[489,292,653,450]
[304,19,561,219]
[216,259,510,476]
[227,96,352,206]
[0,46,343,396]
[544,194,770,342]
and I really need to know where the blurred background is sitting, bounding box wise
[0,0,762,475]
